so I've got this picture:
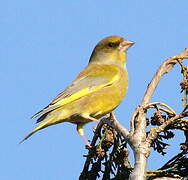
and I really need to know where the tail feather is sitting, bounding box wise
[36,113,48,124]
[19,121,49,144]
[19,131,37,144]
[31,104,59,119]
[31,108,47,119]
[20,109,71,144]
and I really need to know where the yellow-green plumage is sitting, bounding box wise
[20,35,134,144]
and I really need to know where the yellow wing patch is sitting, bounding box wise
[32,64,120,118]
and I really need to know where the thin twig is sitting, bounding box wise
[144,102,176,115]
[141,54,188,106]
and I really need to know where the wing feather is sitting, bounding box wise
[32,64,119,118]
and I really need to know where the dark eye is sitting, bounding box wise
[108,42,117,48]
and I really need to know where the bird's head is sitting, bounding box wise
[89,36,134,67]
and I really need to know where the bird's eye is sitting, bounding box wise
[108,42,117,48]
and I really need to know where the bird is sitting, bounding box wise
[20,35,134,145]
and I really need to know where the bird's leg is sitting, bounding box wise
[85,114,106,135]
[82,115,100,133]
[76,124,91,147]
[77,115,99,147]
[81,135,90,147]
[82,114,100,123]
[88,116,100,123]
[92,125,97,132]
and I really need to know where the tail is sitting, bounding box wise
[19,120,50,144]
[20,109,70,144]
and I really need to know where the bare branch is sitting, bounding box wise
[141,50,188,106]
[110,112,130,140]
[129,48,188,180]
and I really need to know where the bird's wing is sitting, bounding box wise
[32,64,119,118]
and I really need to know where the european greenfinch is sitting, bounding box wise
[21,35,134,145]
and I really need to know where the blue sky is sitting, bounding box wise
[1,0,188,179]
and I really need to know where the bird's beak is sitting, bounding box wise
[118,39,135,52]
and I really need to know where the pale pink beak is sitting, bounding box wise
[119,39,135,52]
